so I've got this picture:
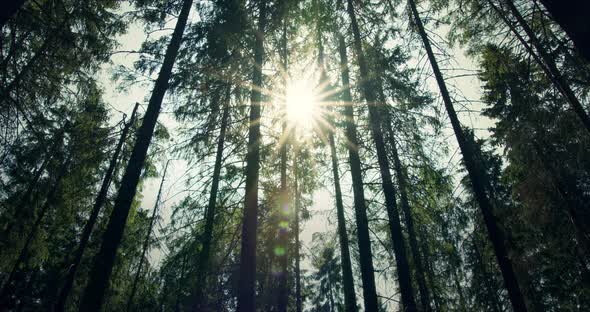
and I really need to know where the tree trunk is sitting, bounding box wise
[407,1,527,311]
[335,30,379,312]
[0,158,69,307]
[345,0,417,310]
[328,132,358,312]
[488,0,590,134]
[191,85,231,311]
[237,0,266,310]
[318,15,357,310]
[126,160,170,312]
[538,0,590,62]
[78,1,192,310]
[54,103,139,312]
[294,154,302,312]
[382,107,431,311]
[276,18,290,312]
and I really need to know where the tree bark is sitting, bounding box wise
[328,132,358,312]
[54,103,139,312]
[78,1,192,310]
[345,0,417,310]
[382,107,431,311]
[537,0,590,62]
[191,85,231,311]
[335,30,380,312]
[237,1,266,310]
[126,160,170,312]
[407,0,528,310]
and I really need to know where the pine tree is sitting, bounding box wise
[334,27,380,312]
[54,103,139,312]
[78,1,193,310]
[345,0,417,309]
[237,1,267,310]
[406,1,527,310]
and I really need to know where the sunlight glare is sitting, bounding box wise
[285,79,317,129]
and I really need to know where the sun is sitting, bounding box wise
[285,79,318,129]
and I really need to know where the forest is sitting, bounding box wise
[0,0,589,311]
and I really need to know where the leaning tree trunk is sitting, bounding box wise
[345,0,418,310]
[191,85,231,311]
[537,0,590,63]
[54,103,139,312]
[126,160,170,312]
[0,158,69,306]
[237,0,266,310]
[487,0,590,134]
[335,30,379,312]
[382,106,431,311]
[78,1,193,311]
[407,1,527,311]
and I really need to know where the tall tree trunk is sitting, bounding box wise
[487,0,590,134]
[318,13,357,310]
[382,105,431,311]
[538,0,590,62]
[191,85,231,311]
[237,0,266,310]
[0,0,26,29]
[0,158,69,307]
[345,0,417,310]
[328,132,358,312]
[335,30,379,312]
[276,18,290,312]
[126,160,170,312]
[407,1,527,311]
[54,103,139,312]
[78,1,193,310]
[293,153,302,312]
